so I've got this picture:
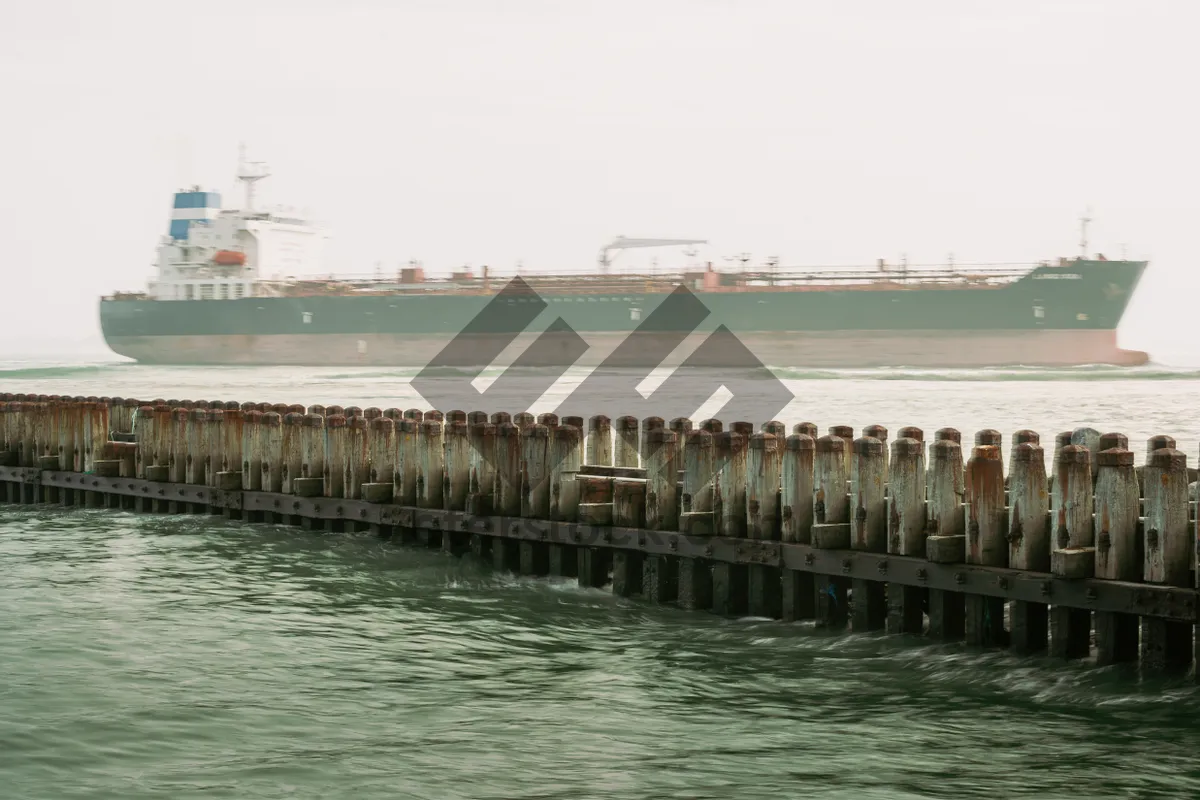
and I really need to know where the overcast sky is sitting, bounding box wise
[3,0,1197,363]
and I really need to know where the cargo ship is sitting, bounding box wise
[99,154,1149,369]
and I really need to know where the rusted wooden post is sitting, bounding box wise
[548,424,581,577]
[701,419,724,434]
[886,437,926,634]
[1070,426,1102,483]
[615,415,639,468]
[394,419,419,508]
[242,410,263,495]
[677,430,715,610]
[489,411,511,426]
[793,422,817,438]
[587,415,612,466]
[492,423,522,573]
[186,408,208,487]
[1050,444,1093,659]
[965,445,1006,646]
[926,439,965,639]
[1141,447,1191,671]
[343,417,369,505]
[169,407,189,485]
[641,429,679,603]
[466,422,497,562]
[850,436,887,631]
[204,409,224,489]
[781,433,815,621]
[417,421,445,544]
[516,424,551,575]
[1007,442,1049,653]
[60,400,78,475]
[438,421,470,553]
[813,435,849,627]
[467,422,496,516]
[1050,431,1072,483]
[1093,447,1140,666]
[322,415,348,507]
[863,424,888,479]
[443,421,471,512]
[260,412,284,497]
[362,417,395,504]
[289,413,323,504]
[710,431,748,614]
[273,412,300,498]
[512,412,533,429]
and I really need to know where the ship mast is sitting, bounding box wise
[237,143,271,212]
[1079,207,1092,258]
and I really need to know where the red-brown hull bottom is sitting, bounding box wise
[102,329,1149,369]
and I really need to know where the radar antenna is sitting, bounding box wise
[237,142,271,211]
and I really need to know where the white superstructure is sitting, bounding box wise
[147,148,327,301]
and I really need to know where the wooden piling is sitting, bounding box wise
[813,435,849,626]
[186,408,208,486]
[926,439,965,639]
[1093,447,1140,666]
[1050,444,1093,659]
[1141,448,1191,671]
[643,429,679,604]
[678,430,715,609]
[886,437,926,634]
[323,415,347,501]
[780,433,815,621]
[261,412,284,495]
[965,445,1006,645]
[851,436,887,630]
[1007,442,1049,653]
[615,415,639,468]
[711,431,748,614]
[586,415,612,466]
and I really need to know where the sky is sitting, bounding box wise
[2,0,1197,362]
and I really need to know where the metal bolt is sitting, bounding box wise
[916,568,927,582]
[954,572,965,585]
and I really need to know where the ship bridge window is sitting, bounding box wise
[233,284,245,299]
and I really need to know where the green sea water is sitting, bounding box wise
[4,359,1200,798]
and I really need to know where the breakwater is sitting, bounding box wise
[2,393,1197,676]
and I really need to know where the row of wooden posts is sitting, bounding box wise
[2,393,1198,676]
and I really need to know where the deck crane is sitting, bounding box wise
[597,237,708,273]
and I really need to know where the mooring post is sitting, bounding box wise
[1093,446,1140,666]
[467,422,496,516]
[260,412,284,501]
[186,407,209,492]
[926,438,966,639]
[1049,444,1094,658]
[1141,447,1191,671]
[964,445,1007,646]
[886,437,926,634]
[516,424,551,575]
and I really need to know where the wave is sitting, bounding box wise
[766,363,1200,382]
[0,362,133,380]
